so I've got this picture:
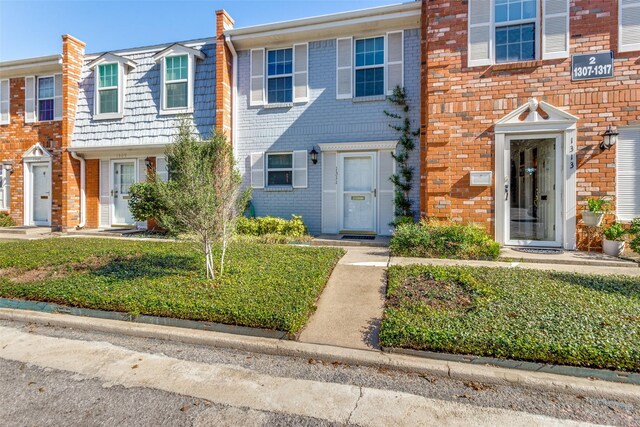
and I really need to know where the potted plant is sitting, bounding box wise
[602,222,626,257]
[582,198,610,227]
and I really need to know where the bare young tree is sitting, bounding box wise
[139,120,247,279]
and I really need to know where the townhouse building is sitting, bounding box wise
[421,0,640,250]
[1,0,638,253]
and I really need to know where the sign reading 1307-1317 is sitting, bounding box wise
[571,51,614,81]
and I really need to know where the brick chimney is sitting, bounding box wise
[215,10,235,141]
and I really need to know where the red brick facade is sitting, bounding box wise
[0,35,85,230]
[420,0,640,249]
[216,10,235,140]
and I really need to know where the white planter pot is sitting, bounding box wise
[602,239,625,257]
[582,211,604,227]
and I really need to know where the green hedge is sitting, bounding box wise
[390,219,500,260]
[0,212,14,227]
[381,265,640,371]
[236,215,307,237]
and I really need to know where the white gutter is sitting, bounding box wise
[69,151,86,229]
[225,36,238,158]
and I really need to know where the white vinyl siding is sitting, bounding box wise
[617,128,640,221]
[620,0,640,53]
[250,49,265,106]
[155,156,169,182]
[336,37,353,99]
[0,166,9,210]
[54,74,63,120]
[378,150,395,235]
[542,0,569,59]
[293,43,309,103]
[292,150,308,189]
[99,159,110,227]
[250,152,265,188]
[0,79,9,125]
[386,31,404,95]
[321,152,338,234]
[24,76,36,123]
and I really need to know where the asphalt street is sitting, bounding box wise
[0,319,638,426]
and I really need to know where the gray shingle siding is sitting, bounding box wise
[72,42,216,148]
[236,29,421,234]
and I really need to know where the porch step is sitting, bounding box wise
[499,247,638,268]
[0,226,55,236]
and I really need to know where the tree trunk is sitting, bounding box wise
[204,239,215,280]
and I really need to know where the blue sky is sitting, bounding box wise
[0,0,404,61]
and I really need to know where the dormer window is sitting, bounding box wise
[97,63,119,114]
[88,53,137,120]
[154,43,205,115]
[165,55,189,109]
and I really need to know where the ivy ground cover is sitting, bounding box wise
[380,265,640,371]
[0,238,343,334]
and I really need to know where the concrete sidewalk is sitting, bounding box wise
[298,247,389,350]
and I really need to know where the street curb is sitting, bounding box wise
[382,347,640,386]
[1,308,638,404]
[0,298,289,340]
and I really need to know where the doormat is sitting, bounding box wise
[512,247,564,255]
[342,235,376,240]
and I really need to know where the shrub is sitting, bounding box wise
[586,197,611,213]
[602,222,626,241]
[236,215,307,237]
[129,182,167,223]
[629,218,640,253]
[0,212,14,227]
[390,219,500,260]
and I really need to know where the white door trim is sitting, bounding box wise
[504,133,563,247]
[338,152,377,233]
[23,160,52,227]
[109,158,137,227]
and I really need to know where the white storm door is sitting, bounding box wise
[505,135,562,247]
[111,160,136,226]
[31,163,51,225]
[340,153,376,232]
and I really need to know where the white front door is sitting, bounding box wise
[111,160,136,226]
[505,135,562,246]
[340,153,376,232]
[31,163,51,226]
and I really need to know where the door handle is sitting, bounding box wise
[373,189,377,198]
[504,183,509,201]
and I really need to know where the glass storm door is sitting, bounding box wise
[112,161,136,225]
[341,154,375,232]
[507,137,560,246]
[31,163,50,225]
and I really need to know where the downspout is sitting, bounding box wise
[69,151,86,229]
[225,35,238,158]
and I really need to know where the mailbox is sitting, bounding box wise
[469,171,492,186]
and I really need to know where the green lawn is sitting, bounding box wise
[0,238,343,334]
[380,265,640,372]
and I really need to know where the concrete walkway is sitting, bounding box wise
[299,246,640,352]
[299,247,389,350]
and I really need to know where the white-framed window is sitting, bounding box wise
[37,76,55,121]
[96,63,119,115]
[0,79,9,125]
[616,127,640,221]
[0,166,9,210]
[468,0,569,67]
[266,48,293,104]
[164,55,189,109]
[266,153,293,186]
[495,0,537,63]
[354,36,385,97]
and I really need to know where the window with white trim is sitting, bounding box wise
[267,48,293,104]
[37,76,55,121]
[0,166,9,211]
[97,63,119,115]
[164,55,189,109]
[354,36,384,97]
[266,153,293,186]
[495,0,537,63]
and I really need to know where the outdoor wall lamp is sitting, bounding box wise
[3,163,14,175]
[309,147,318,165]
[144,157,152,169]
[600,125,619,150]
